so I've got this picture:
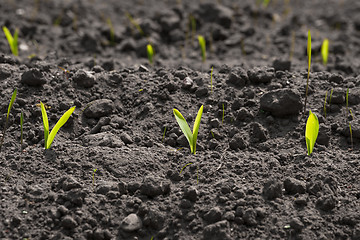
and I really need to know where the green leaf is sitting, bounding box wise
[198,35,206,63]
[307,30,311,72]
[40,102,49,148]
[173,108,194,153]
[305,110,319,155]
[2,26,18,56]
[12,28,18,56]
[321,38,329,65]
[46,106,75,149]
[192,105,203,154]
[147,44,154,64]
[7,89,17,120]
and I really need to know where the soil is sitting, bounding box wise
[0,0,359,239]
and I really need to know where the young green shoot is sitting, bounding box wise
[323,91,328,118]
[321,38,329,66]
[0,89,17,152]
[125,12,145,37]
[162,126,167,143]
[198,35,206,63]
[92,168,97,188]
[20,111,23,147]
[262,0,270,8]
[289,31,295,60]
[304,30,311,114]
[147,44,154,65]
[190,14,196,46]
[349,123,353,151]
[40,102,75,149]
[179,162,199,184]
[210,66,214,94]
[2,26,19,56]
[106,17,115,46]
[305,110,319,155]
[173,105,203,154]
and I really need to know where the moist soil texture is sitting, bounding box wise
[0,0,360,239]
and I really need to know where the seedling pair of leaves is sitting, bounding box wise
[2,26,19,56]
[40,102,75,149]
[173,105,203,154]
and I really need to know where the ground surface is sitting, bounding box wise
[0,0,360,239]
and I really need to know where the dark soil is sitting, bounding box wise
[1,0,360,239]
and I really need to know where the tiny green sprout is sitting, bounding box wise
[180,162,193,174]
[40,102,75,149]
[304,30,311,114]
[106,17,115,46]
[125,12,145,37]
[210,67,214,93]
[262,0,270,8]
[0,89,17,152]
[321,38,329,66]
[210,130,215,139]
[190,15,196,45]
[198,35,206,63]
[147,44,154,65]
[305,110,319,155]
[173,105,203,154]
[20,111,23,147]
[179,162,199,184]
[349,123,353,150]
[162,126,167,143]
[92,169,97,188]
[2,26,19,56]
[323,91,328,118]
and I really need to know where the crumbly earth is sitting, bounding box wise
[0,0,360,239]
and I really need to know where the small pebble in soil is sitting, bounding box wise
[121,213,142,232]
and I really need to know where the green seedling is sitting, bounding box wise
[40,102,75,149]
[210,67,214,93]
[162,126,167,143]
[92,169,97,188]
[198,35,206,63]
[323,91,328,118]
[106,17,115,46]
[289,31,295,60]
[321,38,329,66]
[304,30,311,114]
[262,0,270,8]
[190,14,196,46]
[2,26,19,56]
[0,89,17,152]
[147,44,154,65]
[305,110,319,155]
[173,105,203,154]
[20,111,23,147]
[349,123,353,150]
[179,162,199,184]
[125,12,145,37]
